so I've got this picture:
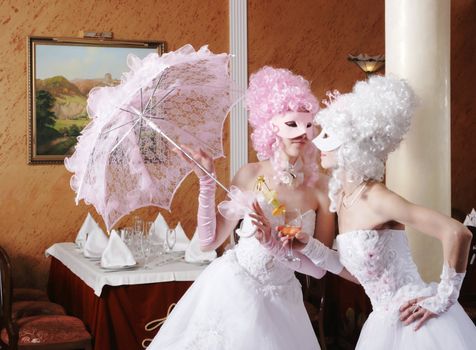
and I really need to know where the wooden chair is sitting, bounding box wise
[12,289,48,303]
[460,225,476,324]
[0,247,66,325]
[298,273,327,350]
[0,247,92,350]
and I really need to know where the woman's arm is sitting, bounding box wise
[370,184,472,329]
[370,184,472,272]
[182,147,258,252]
[293,230,359,283]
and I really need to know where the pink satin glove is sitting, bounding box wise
[197,175,217,246]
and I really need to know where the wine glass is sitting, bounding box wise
[144,221,154,236]
[121,227,132,244]
[133,216,144,235]
[165,228,176,252]
[280,208,302,262]
[140,235,152,269]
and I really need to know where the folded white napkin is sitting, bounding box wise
[185,230,217,263]
[151,213,169,242]
[83,226,109,259]
[173,222,191,251]
[76,213,101,247]
[100,230,136,268]
[463,208,476,226]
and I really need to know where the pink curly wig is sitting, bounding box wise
[246,66,320,185]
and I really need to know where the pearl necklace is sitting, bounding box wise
[341,182,367,208]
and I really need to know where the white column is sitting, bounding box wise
[385,0,450,281]
[229,0,248,180]
[227,0,248,248]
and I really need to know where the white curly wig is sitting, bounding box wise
[314,75,417,211]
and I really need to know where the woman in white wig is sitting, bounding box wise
[311,75,476,349]
[252,75,476,349]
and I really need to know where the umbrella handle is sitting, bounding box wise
[175,143,230,193]
[143,118,229,193]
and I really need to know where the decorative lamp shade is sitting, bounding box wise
[348,54,385,75]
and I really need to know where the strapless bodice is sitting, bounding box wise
[336,229,435,316]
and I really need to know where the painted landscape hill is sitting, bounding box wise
[36,74,119,120]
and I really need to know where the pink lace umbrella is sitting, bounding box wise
[65,45,241,231]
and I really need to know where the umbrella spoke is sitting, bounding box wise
[110,118,142,155]
[140,88,143,113]
[119,107,141,117]
[145,87,176,115]
[142,71,166,114]
[101,117,141,135]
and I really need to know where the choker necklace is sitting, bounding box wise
[341,182,367,208]
[272,157,304,187]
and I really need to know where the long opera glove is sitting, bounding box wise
[300,237,344,275]
[196,175,217,246]
[262,232,326,279]
[417,263,466,314]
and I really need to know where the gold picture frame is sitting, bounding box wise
[27,36,165,164]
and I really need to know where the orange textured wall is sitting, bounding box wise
[247,0,385,162]
[0,0,228,288]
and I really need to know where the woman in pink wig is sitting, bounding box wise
[148,66,354,350]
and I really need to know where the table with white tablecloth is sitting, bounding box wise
[46,242,207,350]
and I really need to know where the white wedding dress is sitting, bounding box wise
[336,229,476,349]
[147,199,320,350]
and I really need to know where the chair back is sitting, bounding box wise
[0,246,18,349]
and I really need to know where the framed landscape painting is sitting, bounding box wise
[27,36,165,164]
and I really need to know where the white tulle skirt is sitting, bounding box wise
[147,251,320,350]
[356,303,476,349]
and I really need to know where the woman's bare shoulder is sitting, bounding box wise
[231,161,264,189]
[366,181,398,197]
[364,181,405,209]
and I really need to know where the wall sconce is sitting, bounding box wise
[348,54,385,78]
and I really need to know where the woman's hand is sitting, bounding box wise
[251,201,311,252]
[249,201,273,246]
[278,228,311,251]
[174,145,215,178]
[399,297,437,331]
